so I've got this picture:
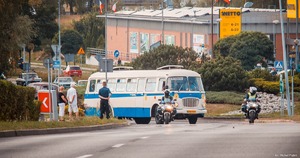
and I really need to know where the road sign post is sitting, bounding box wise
[280,74,284,116]
[38,90,58,121]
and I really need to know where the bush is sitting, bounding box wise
[0,80,40,121]
[250,78,279,94]
[197,57,249,91]
[206,91,244,105]
[248,69,278,81]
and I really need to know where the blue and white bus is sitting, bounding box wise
[84,65,207,124]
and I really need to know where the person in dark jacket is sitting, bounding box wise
[98,80,112,119]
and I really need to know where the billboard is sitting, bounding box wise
[219,9,242,39]
[287,0,300,18]
[193,34,205,53]
[140,33,149,54]
[130,32,138,53]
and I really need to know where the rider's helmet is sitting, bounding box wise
[249,87,257,95]
[164,89,170,98]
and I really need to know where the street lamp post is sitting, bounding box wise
[161,0,165,45]
[273,20,279,59]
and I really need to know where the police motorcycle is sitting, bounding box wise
[241,87,260,124]
[155,90,177,124]
[245,98,260,124]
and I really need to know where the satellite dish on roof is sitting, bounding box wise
[244,2,254,8]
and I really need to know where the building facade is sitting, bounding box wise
[95,7,299,67]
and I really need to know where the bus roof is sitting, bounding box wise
[89,69,200,79]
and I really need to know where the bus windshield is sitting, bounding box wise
[167,77,203,91]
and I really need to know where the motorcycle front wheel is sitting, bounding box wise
[249,110,256,124]
[164,112,170,124]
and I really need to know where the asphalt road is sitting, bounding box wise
[0,120,299,158]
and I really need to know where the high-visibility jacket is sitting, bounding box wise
[248,92,256,100]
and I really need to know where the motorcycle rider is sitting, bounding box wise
[241,87,261,117]
[161,89,173,103]
[157,89,177,120]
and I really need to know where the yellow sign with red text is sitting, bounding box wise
[219,9,242,39]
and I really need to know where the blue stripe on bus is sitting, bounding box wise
[113,107,150,118]
[84,92,202,99]
[84,107,150,118]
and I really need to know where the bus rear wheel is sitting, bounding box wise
[134,118,151,124]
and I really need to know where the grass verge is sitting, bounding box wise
[206,91,244,105]
[205,104,241,117]
[0,117,126,131]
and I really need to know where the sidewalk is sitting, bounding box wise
[0,122,129,138]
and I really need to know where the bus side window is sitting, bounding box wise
[158,78,166,91]
[116,78,126,92]
[127,78,137,92]
[137,78,146,92]
[89,80,96,92]
[107,79,116,92]
[95,79,102,92]
[145,78,156,92]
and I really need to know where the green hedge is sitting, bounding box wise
[0,80,40,121]
[249,78,279,94]
[206,91,244,105]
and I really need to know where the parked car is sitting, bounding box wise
[63,65,82,77]
[53,77,73,88]
[16,72,42,86]
[77,80,88,87]
[27,82,59,99]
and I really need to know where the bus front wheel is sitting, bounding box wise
[134,118,151,124]
[187,116,198,124]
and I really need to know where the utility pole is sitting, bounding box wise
[211,0,214,58]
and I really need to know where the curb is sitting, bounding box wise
[0,122,129,138]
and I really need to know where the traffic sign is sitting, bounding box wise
[77,47,85,55]
[114,50,120,58]
[51,44,62,58]
[274,61,284,71]
[38,91,51,113]
[43,58,53,69]
[53,60,61,69]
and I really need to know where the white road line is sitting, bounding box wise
[140,136,149,139]
[76,154,93,158]
[112,144,124,148]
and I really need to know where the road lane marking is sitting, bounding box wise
[76,154,93,158]
[140,136,149,139]
[112,144,124,148]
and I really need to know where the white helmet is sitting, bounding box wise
[249,87,257,94]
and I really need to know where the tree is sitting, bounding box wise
[73,12,105,49]
[197,56,249,91]
[214,31,274,70]
[131,45,201,70]
[52,29,84,55]
[0,0,35,73]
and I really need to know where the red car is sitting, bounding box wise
[63,65,82,77]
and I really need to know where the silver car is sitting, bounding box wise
[53,77,73,88]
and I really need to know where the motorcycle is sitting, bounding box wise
[245,100,260,124]
[155,100,177,124]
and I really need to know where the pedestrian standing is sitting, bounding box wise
[67,82,79,120]
[98,80,112,119]
[58,86,68,121]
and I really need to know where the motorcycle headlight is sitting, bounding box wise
[166,105,173,111]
